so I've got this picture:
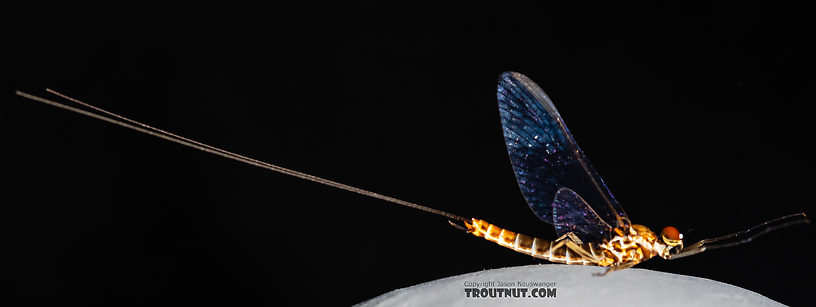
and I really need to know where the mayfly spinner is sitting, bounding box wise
[16,72,808,275]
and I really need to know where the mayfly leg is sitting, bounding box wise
[667,212,809,260]
[465,219,604,265]
[555,234,602,264]
[550,232,604,264]
[593,262,639,276]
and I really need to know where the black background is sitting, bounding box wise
[5,2,815,306]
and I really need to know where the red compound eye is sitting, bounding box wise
[661,226,681,241]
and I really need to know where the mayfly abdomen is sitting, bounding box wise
[465,219,602,265]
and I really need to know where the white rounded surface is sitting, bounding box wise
[357,265,781,307]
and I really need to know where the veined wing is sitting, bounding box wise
[496,71,629,235]
[552,187,611,241]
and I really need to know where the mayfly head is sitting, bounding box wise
[660,226,684,248]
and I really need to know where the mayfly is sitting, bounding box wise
[15,71,808,275]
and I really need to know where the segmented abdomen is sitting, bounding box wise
[466,219,603,266]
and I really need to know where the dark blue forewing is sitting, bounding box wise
[497,72,630,235]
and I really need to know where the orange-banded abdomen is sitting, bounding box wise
[465,218,605,266]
